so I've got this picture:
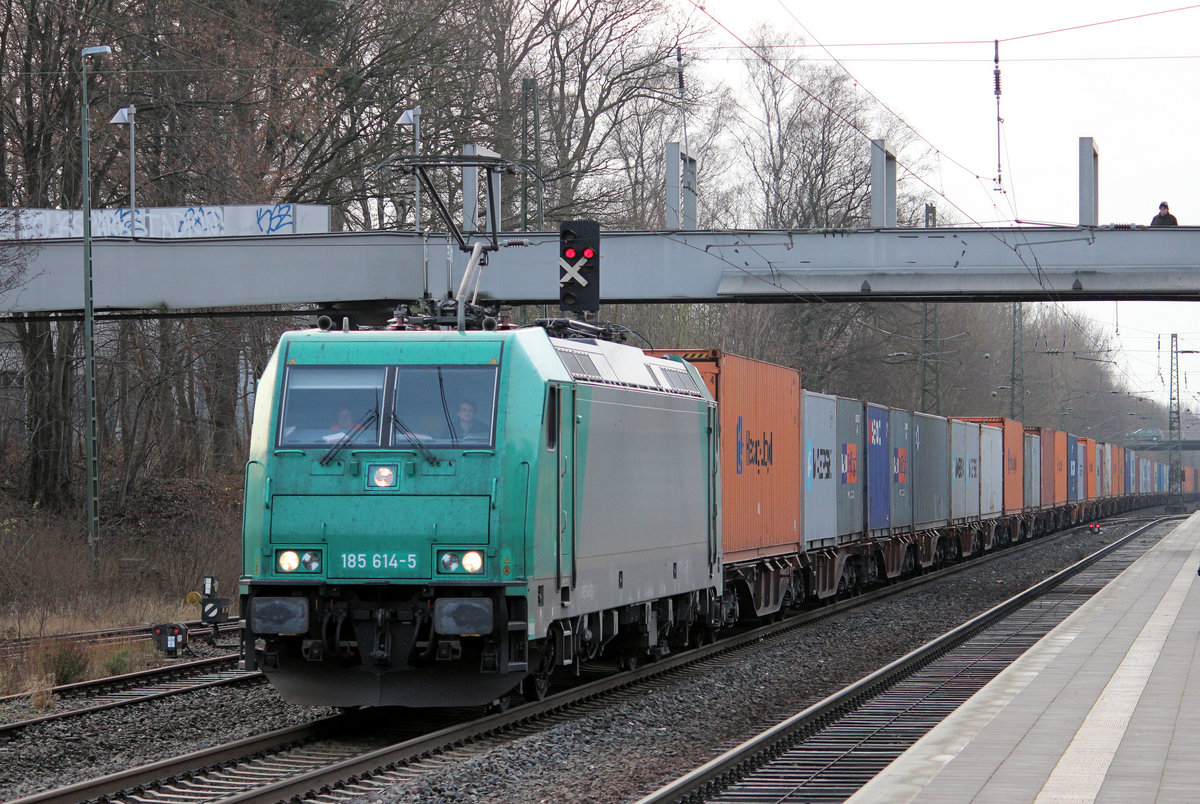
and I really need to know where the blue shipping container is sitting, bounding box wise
[866,403,891,536]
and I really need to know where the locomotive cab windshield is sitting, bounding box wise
[277,363,498,450]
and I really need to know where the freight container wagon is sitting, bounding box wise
[652,350,803,616]
[960,417,1024,515]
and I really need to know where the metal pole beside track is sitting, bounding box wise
[81,45,110,566]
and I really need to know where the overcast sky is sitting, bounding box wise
[686,0,1200,411]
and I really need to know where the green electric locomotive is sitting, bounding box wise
[240,325,723,707]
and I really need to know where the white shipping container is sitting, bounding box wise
[979,424,1003,518]
[802,391,837,549]
[950,419,981,522]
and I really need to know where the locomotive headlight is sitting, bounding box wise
[437,550,484,574]
[461,550,484,573]
[277,550,301,572]
[276,549,322,573]
[370,464,398,488]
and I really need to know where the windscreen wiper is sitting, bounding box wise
[319,407,378,466]
[392,411,440,466]
[436,368,459,445]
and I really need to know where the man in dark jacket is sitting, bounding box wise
[1151,202,1178,226]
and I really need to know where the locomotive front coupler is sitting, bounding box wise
[370,607,393,663]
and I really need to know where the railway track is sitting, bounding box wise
[634,516,1180,803]
[6,516,1157,804]
[0,654,257,738]
[0,620,240,664]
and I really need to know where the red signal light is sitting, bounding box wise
[582,247,596,259]
[564,247,577,259]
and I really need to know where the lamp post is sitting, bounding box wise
[82,44,110,565]
[109,104,136,236]
[400,106,421,230]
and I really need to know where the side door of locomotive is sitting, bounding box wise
[553,383,575,595]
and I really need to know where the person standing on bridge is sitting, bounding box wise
[1151,202,1178,226]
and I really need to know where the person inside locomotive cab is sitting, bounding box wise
[456,400,481,436]
[453,400,491,441]
[329,407,362,433]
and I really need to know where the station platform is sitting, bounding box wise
[849,512,1200,804]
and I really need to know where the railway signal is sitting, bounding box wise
[559,219,600,313]
[150,623,188,657]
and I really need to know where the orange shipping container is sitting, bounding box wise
[651,350,803,563]
[1054,430,1068,505]
[1079,437,1097,500]
[960,417,1023,514]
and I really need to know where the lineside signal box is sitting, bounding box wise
[151,623,189,657]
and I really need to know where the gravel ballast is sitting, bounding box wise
[0,523,1155,802]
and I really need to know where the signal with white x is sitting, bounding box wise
[559,255,588,286]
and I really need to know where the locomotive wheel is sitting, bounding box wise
[522,670,552,702]
[523,639,556,702]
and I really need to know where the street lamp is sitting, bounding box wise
[82,44,110,565]
[399,106,421,230]
[109,104,136,236]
